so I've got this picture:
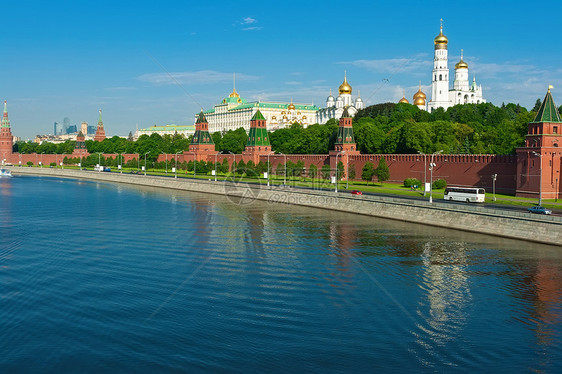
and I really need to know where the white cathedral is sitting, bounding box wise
[316,72,365,124]
[402,21,485,111]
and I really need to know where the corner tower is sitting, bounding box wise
[0,101,14,162]
[516,86,562,200]
[428,20,451,112]
[94,109,106,142]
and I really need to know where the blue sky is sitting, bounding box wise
[3,0,562,139]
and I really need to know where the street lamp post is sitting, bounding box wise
[97,152,102,171]
[346,153,350,190]
[335,151,343,193]
[214,152,218,182]
[136,153,140,173]
[428,150,443,203]
[418,151,427,196]
[175,151,181,179]
[267,153,271,187]
[144,151,150,176]
[532,151,543,206]
[41,152,44,167]
[492,173,497,202]
[164,153,168,174]
[278,153,287,185]
[118,153,123,174]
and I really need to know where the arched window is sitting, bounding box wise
[439,74,442,81]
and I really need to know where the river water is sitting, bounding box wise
[1,176,561,373]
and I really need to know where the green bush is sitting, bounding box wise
[432,179,447,189]
[26,161,33,166]
[403,178,421,188]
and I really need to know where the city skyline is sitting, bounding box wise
[2,0,562,139]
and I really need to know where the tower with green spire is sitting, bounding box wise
[243,109,273,163]
[94,109,106,142]
[329,106,360,180]
[516,86,562,200]
[189,111,216,160]
[0,101,14,160]
[333,106,359,154]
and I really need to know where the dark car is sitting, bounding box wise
[527,206,552,215]
[351,190,363,195]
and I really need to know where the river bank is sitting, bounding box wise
[6,166,562,246]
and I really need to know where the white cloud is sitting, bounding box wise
[242,17,257,24]
[242,26,262,31]
[137,70,260,85]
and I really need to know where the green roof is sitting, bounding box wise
[246,127,270,147]
[140,125,195,131]
[190,130,214,145]
[534,89,562,123]
[251,110,266,121]
[196,111,207,124]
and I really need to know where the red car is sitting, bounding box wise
[351,190,363,195]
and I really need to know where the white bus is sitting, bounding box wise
[444,187,486,203]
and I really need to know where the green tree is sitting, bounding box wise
[361,162,375,185]
[374,157,390,184]
[336,161,345,180]
[321,164,331,179]
[309,164,318,179]
[348,164,356,180]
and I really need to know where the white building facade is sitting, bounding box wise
[202,88,319,133]
[427,22,485,112]
[317,73,365,124]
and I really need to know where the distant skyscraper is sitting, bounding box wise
[67,125,77,134]
[63,117,70,134]
[81,122,88,136]
[54,121,59,135]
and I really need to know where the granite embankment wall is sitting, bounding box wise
[7,166,562,246]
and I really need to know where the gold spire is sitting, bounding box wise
[399,90,409,104]
[413,81,426,100]
[338,71,352,95]
[434,18,448,49]
[229,72,240,98]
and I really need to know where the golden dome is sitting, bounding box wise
[455,50,468,69]
[455,60,468,69]
[288,100,295,110]
[434,22,448,49]
[229,88,240,98]
[399,96,409,104]
[338,72,352,95]
[414,97,426,106]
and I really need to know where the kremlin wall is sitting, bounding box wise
[1,88,561,201]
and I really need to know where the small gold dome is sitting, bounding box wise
[288,102,295,110]
[229,88,240,98]
[414,97,426,106]
[338,72,352,95]
[455,59,468,69]
[399,96,409,104]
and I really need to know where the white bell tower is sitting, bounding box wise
[428,19,451,112]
